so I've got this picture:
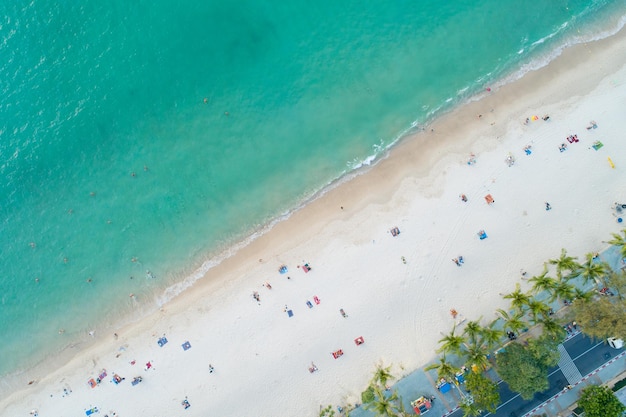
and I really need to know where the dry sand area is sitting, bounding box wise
[3,28,626,417]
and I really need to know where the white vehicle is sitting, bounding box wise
[607,337,624,349]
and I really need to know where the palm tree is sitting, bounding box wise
[548,248,581,280]
[463,319,483,345]
[465,337,490,371]
[371,363,395,389]
[526,299,551,324]
[363,385,402,417]
[480,319,505,349]
[528,267,557,295]
[537,316,566,340]
[425,355,458,380]
[607,229,626,259]
[496,308,527,335]
[549,279,576,304]
[502,283,531,314]
[437,325,466,356]
[578,253,608,287]
[425,355,466,399]
[572,287,594,303]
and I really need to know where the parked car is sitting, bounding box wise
[607,337,624,349]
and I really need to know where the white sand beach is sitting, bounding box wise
[3,28,626,417]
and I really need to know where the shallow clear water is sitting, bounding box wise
[0,0,624,376]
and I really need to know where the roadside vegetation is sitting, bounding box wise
[320,229,626,417]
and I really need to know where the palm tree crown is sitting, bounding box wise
[528,267,557,295]
[607,229,626,258]
[578,253,608,287]
[496,308,527,334]
[425,355,459,382]
[463,319,483,345]
[503,283,531,313]
[437,325,466,356]
[526,299,552,324]
[548,248,581,280]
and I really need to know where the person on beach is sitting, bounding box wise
[460,194,468,202]
[208,364,214,373]
[545,202,552,211]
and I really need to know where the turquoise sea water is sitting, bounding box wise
[1,0,625,377]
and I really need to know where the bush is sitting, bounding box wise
[612,377,626,392]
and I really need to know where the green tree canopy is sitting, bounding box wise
[495,342,549,400]
[465,371,500,413]
[571,296,626,340]
[527,334,561,368]
[605,270,626,300]
[578,385,626,417]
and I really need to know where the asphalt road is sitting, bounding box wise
[448,332,623,417]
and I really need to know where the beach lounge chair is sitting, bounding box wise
[157,336,168,347]
[287,309,294,317]
[390,226,400,236]
[592,140,603,150]
[96,369,107,384]
[112,374,124,385]
[313,295,321,304]
[182,399,191,409]
[484,194,494,204]
[477,230,488,240]
[182,341,192,351]
[306,301,313,308]
[302,263,312,273]
[279,265,288,274]
[87,378,97,389]
[131,376,142,386]
[332,349,344,359]
[354,336,365,346]
[85,407,99,416]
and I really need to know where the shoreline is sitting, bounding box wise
[3,22,626,417]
